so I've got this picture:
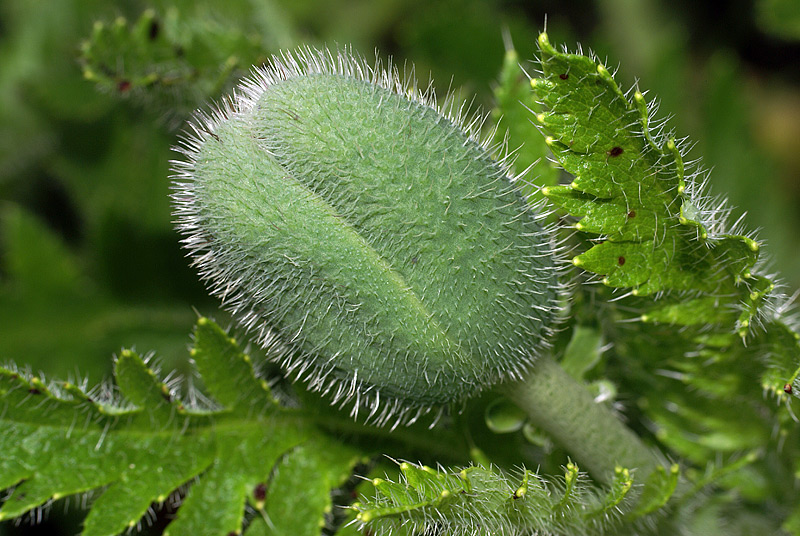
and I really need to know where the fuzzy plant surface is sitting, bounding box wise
[2,32,800,536]
[172,47,564,425]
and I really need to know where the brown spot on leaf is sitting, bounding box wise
[254,483,267,502]
[559,73,569,80]
[608,146,624,157]
[627,210,636,219]
[117,80,131,92]
[785,383,793,395]
[618,256,626,266]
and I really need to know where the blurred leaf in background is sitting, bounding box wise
[757,0,800,40]
[0,0,299,384]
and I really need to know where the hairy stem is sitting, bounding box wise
[504,356,663,485]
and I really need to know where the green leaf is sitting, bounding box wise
[532,32,764,327]
[560,325,604,380]
[0,318,362,536]
[79,4,294,120]
[484,397,527,433]
[629,463,680,519]
[530,31,800,405]
[491,46,559,199]
[262,442,361,535]
[753,321,800,399]
[0,203,84,302]
[354,461,650,536]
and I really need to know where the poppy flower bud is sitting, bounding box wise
[172,47,562,426]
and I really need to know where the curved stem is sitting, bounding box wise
[503,355,663,485]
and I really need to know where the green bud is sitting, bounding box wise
[173,47,562,425]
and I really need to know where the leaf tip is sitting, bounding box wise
[504,47,519,63]
[537,32,551,49]
[531,78,553,91]
[357,511,373,523]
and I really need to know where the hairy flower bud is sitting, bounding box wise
[172,47,562,425]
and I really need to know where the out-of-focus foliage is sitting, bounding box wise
[80,3,295,122]
[757,0,800,40]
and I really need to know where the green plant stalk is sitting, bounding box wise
[504,355,662,484]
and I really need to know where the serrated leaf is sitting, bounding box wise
[531,31,800,414]
[114,349,176,418]
[587,466,632,517]
[262,441,361,535]
[0,318,362,536]
[641,296,737,326]
[190,317,270,410]
[629,463,680,519]
[532,33,765,323]
[355,461,656,536]
[82,441,214,536]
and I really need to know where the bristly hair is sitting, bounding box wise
[171,46,569,429]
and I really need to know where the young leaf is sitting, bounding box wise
[0,318,362,536]
[353,461,657,536]
[534,32,760,305]
[529,32,800,400]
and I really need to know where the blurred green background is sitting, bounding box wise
[1,0,799,533]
